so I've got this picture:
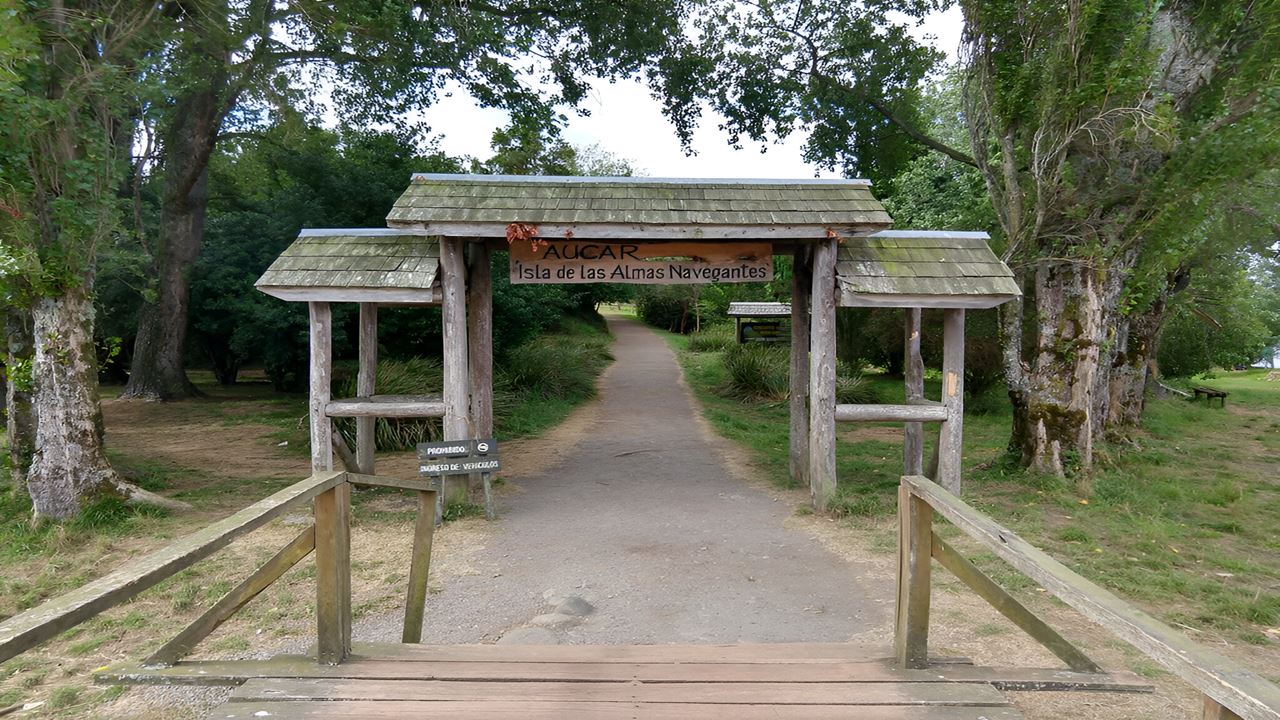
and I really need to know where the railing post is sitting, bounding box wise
[937,308,965,494]
[310,301,350,665]
[895,481,933,669]
[808,238,838,509]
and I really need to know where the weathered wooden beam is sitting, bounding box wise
[903,475,1280,720]
[895,485,932,669]
[835,404,949,423]
[356,303,378,475]
[931,533,1100,673]
[330,424,358,473]
[808,238,838,509]
[904,308,925,476]
[144,527,316,668]
[325,397,447,418]
[440,237,471,506]
[308,302,334,472]
[1205,696,1247,720]
[789,246,811,487]
[314,480,352,665]
[937,309,965,494]
[401,490,438,644]
[387,220,887,241]
[0,471,345,664]
[345,473,436,493]
[467,242,494,440]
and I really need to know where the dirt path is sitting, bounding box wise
[361,316,891,645]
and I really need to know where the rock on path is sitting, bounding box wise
[359,316,890,646]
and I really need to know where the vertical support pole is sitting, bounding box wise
[402,489,438,644]
[735,317,743,344]
[895,484,932,669]
[937,309,965,494]
[310,302,349,665]
[440,237,470,506]
[356,302,377,475]
[789,246,811,487]
[903,308,925,477]
[467,243,494,441]
[808,238,838,509]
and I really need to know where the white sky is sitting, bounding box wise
[420,6,963,178]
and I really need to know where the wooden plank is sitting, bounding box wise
[937,309,965,494]
[230,678,1011,705]
[904,307,925,476]
[314,482,352,665]
[836,404,948,423]
[789,245,811,487]
[325,397,447,418]
[808,238,838,509]
[837,292,1014,310]
[401,490,437,644]
[345,473,435,493]
[308,302,333,472]
[346,642,969,665]
[102,658,1147,691]
[439,237,471,505]
[903,475,1280,720]
[356,303,378,474]
[930,533,1100,673]
[257,286,439,304]
[144,527,316,667]
[896,485,933,669]
[209,700,1025,720]
[0,471,344,665]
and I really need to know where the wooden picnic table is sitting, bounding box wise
[1193,386,1228,407]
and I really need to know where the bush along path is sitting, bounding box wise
[361,315,890,645]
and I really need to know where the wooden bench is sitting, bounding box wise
[1193,386,1228,407]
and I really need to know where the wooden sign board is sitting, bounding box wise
[510,241,773,284]
[740,320,789,343]
[418,439,500,476]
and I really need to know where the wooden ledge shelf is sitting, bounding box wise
[325,395,446,419]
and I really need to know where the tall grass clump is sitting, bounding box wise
[687,324,736,352]
[500,321,613,400]
[333,357,447,451]
[723,343,790,401]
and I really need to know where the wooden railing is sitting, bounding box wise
[0,471,436,668]
[896,474,1280,720]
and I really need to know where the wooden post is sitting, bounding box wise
[895,484,932,669]
[356,303,377,475]
[309,302,350,665]
[440,237,470,506]
[401,489,438,644]
[308,303,333,473]
[789,246,811,487]
[808,239,837,509]
[467,243,493,512]
[903,307,925,477]
[937,309,965,494]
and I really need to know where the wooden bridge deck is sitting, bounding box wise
[98,642,1151,719]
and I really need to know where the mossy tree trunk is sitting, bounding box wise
[1104,291,1168,432]
[4,309,35,495]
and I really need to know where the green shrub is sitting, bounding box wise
[687,325,736,352]
[835,362,876,404]
[723,344,790,401]
[635,286,697,333]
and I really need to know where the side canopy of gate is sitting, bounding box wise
[255,174,1018,512]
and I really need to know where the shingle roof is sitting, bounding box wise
[386,174,892,237]
[837,231,1020,309]
[728,302,792,317]
[255,229,440,303]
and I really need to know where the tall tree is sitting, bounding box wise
[123,0,687,399]
[0,1,184,518]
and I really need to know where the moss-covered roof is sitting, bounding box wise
[837,231,1020,308]
[386,174,892,236]
[255,229,440,303]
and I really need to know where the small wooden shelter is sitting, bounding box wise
[254,176,1019,510]
[727,301,791,343]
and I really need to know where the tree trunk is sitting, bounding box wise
[1008,260,1110,474]
[26,287,188,518]
[122,16,232,400]
[1106,291,1168,431]
[4,309,35,495]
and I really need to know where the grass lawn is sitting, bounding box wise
[668,330,1280,655]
